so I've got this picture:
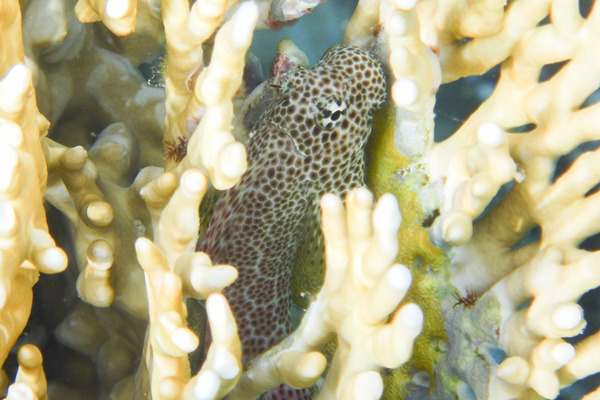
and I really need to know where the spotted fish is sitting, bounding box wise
[198,45,386,398]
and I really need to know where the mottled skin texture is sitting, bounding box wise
[199,45,386,398]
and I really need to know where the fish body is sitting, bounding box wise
[199,45,386,398]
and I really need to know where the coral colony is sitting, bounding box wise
[1,0,600,399]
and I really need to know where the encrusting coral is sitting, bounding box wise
[3,0,600,399]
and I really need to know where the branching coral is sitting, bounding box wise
[0,0,67,376]
[228,189,422,400]
[417,0,600,399]
[5,345,49,400]
[161,0,255,189]
[4,0,600,399]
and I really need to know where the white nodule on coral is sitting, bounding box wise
[393,0,417,10]
[88,239,113,270]
[219,142,247,179]
[206,265,237,289]
[105,0,129,18]
[231,1,258,48]
[0,145,18,191]
[471,175,494,198]
[40,247,68,273]
[135,236,152,253]
[0,202,17,235]
[373,193,402,234]
[388,264,412,291]
[442,212,473,246]
[85,200,114,227]
[354,186,374,205]
[399,303,424,328]
[206,293,229,332]
[194,370,220,400]
[0,122,23,147]
[171,328,199,353]
[182,170,207,194]
[5,383,35,400]
[352,371,383,400]
[551,342,576,365]
[392,79,419,107]
[386,13,408,36]
[0,64,31,112]
[477,122,505,147]
[551,303,583,331]
[297,352,327,379]
[320,193,340,211]
[213,346,240,380]
[496,356,529,384]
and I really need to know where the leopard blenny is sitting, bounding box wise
[198,45,386,398]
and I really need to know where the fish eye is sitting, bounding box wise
[315,97,346,130]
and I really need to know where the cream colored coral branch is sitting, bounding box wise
[430,122,516,247]
[0,0,68,369]
[139,170,238,296]
[183,293,242,400]
[44,139,116,308]
[135,238,241,400]
[229,188,422,400]
[4,345,49,400]
[446,0,600,290]
[342,0,381,48]
[164,1,258,191]
[74,0,137,36]
[161,0,228,144]
[418,0,551,82]
[561,330,600,391]
[137,169,242,399]
[373,0,441,160]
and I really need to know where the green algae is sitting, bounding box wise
[365,100,449,398]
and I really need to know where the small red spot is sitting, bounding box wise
[373,22,383,37]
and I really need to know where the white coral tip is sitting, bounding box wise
[551,342,575,365]
[207,293,229,330]
[477,122,504,147]
[551,303,583,331]
[442,212,473,246]
[392,78,418,107]
[40,247,68,273]
[0,122,23,147]
[393,0,417,10]
[6,383,35,400]
[213,347,240,380]
[231,1,258,48]
[194,370,220,400]
[497,356,529,384]
[386,13,407,36]
[0,202,16,234]
[2,64,31,97]
[388,264,412,291]
[297,352,327,379]
[352,371,383,400]
[399,303,423,329]
[219,142,247,179]
[171,328,199,353]
[373,193,402,234]
[182,170,207,194]
[0,145,18,191]
[106,0,129,18]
